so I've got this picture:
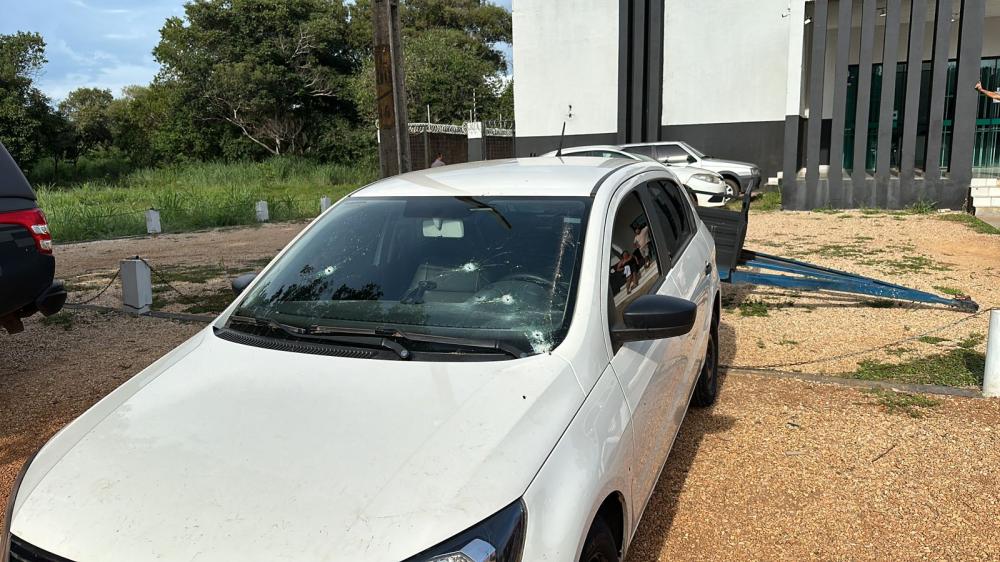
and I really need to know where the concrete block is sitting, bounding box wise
[145,209,161,234]
[320,196,332,213]
[255,200,269,222]
[120,258,152,314]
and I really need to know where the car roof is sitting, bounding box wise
[620,141,683,147]
[0,141,36,201]
[540,145,636,157]
[353,157,644,198]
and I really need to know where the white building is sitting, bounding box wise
[513,0,999,210]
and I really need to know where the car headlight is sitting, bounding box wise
[406,500,526,562]
[690,173,721,184]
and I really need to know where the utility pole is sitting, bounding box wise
[373,0,410,177]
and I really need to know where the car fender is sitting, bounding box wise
[521,365,634,560]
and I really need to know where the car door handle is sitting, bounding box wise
[704,262,712,276]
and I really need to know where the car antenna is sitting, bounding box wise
[555,122,566,157]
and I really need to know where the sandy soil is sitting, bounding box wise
[1,212,999,559]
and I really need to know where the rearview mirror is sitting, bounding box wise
[663,155,688,166]
[611,294,697,344]
[231,272,258,295]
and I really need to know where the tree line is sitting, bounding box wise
[0,0,513,181]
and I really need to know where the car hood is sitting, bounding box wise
[699,157,756,172]
[12,328,585,561]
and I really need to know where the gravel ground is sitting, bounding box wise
[1,212,999,558]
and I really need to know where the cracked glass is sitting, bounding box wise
[234,196,591,356]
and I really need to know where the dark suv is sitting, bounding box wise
[0,141,65,334]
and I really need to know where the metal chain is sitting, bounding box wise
[67,268,121,305]
[138,257,191,301]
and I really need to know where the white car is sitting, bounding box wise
[621,141,760,195]
[542,145,732,206]
[3,158,721,562]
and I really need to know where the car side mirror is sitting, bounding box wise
[231,272,258,295]
[611,294,697,344]
[663,155,688,166]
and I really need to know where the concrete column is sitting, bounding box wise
[467,121,484,161]
[320,196,332,213]
[255,201,269,222]
[120,258,152,314]
[985,309,1000,398]
[145,209,161,235]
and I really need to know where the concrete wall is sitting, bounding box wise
[512,0,620,139]
[661,0,792,126]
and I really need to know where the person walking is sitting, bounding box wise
[431,153,447,167]
[975,82,1000,102]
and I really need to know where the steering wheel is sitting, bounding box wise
[497,273,552,288]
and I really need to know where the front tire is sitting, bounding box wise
[723,178,740,198]
[580,516,619,562]
[692,322,719,407]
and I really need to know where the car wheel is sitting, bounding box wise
[723,178,740,198]
[580,516,620,562]
[691,322,719,407]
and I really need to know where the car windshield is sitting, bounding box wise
[682,143,706,158]
[233,196,590,356]
[631,152,660,163]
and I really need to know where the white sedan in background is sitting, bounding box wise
[543,145,732,206]
[3,158,721,562]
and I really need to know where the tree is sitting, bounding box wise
[0,32,55,168]
[349,0,512,126]
[59,87,114,154]
[154,0,360,156]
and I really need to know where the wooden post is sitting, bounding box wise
[373,0,411,177]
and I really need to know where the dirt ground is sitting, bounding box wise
[2,212,999,559]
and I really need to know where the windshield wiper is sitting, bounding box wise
[227,315,412,360]
[313,326,528,359]
[456,196,512,230]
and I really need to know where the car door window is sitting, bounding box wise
[655,144,693,163]
[624,145,654,158]
[645,181,695,268]
[607,192,661,326]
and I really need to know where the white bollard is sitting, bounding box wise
[255,200,269,222]
[984,309,1000,398]
[320,196,332,213]
[120,258,152,314]
[145,209,161,234]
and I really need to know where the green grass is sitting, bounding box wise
[957,332,984,349]
[36,158,377,242]
[917,336,948,345]
[861,254,951,275]
[933,285,967,297]
[936,212,1000,235]
[864,388,940,418]
[726,190,782,212]
[40,311,75,331]
[903,199,937,214]
[739,299,770,317]
[852,347,985,387]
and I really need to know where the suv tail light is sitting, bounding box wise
[0,208,53,254]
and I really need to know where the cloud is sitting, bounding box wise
[68,0,133,14]
[103,31,149,41]
[40,60,160,100]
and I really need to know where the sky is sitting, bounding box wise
[1,0,513,102]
